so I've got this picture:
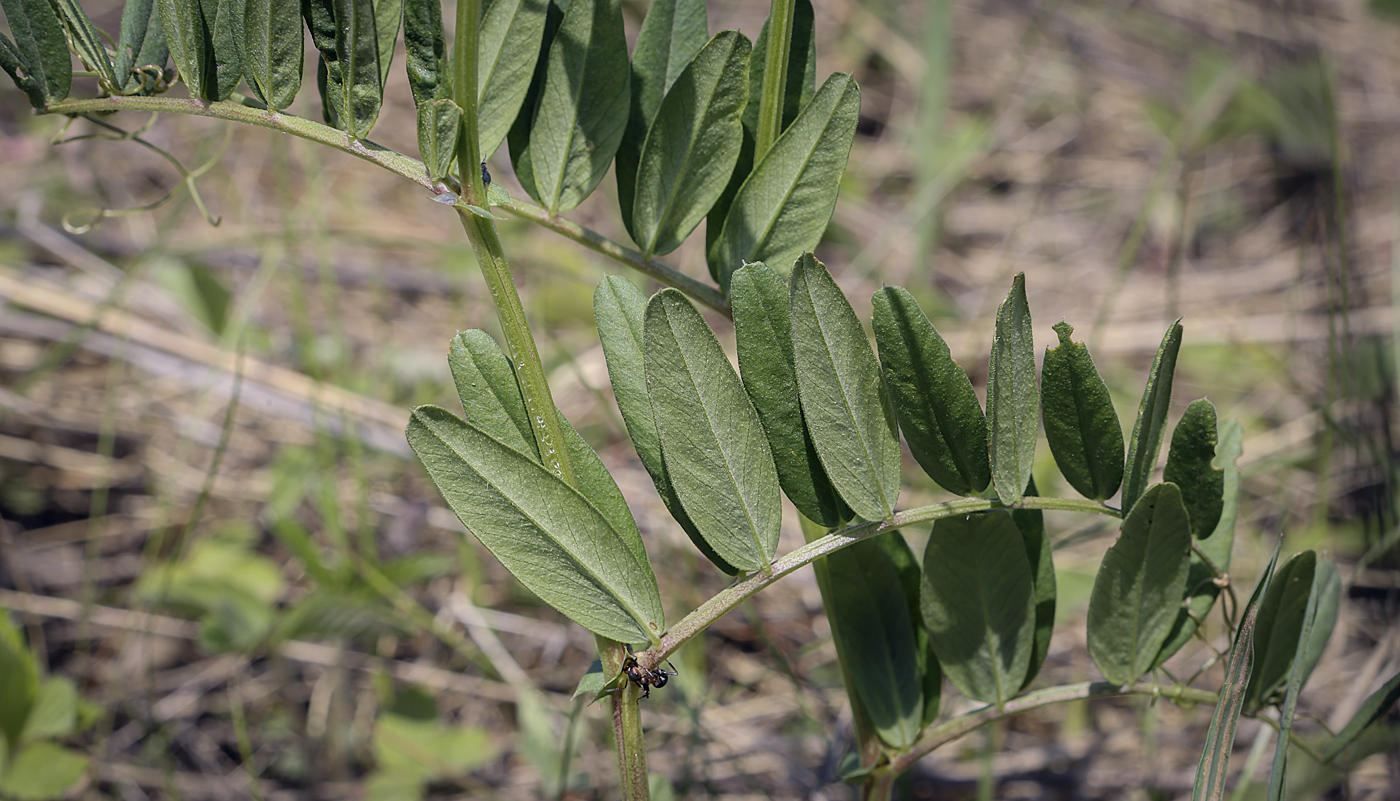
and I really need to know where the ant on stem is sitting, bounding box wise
[621,655,677,699]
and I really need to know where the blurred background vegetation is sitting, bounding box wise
[0,0,1397,798]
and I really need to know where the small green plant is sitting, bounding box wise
[0,616,94,801]
[2,0,1396,798]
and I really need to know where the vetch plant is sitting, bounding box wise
[1,0,1394,798]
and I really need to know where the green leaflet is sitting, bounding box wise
[1087,483,1192,686]
[160,0,212,99]
[1040,320,1124,501]
[204,0,243,100]
[616,0,708,242]
[418,98,463,182]
[872,285,991,497]
[332,0,383,138]
[987,273,1037,505]
[593,276,737,574]
[1265,555,1336,801]
[921,512,1035,707]
[814,534,924,748]
[1163,399,1223,537]
[477,0,548,156]
[375,0,400,89]
[1014,479,1056,691]
[1191,543,1280,801]
[1152,418,1241,668]
[0,611,37,750]
[402,0,446,105]
[730,262,844,527]
[789,254,900,522]
[521,0,629,214]
[631,31,750,257]
[115,0,169,93]
[445,329,648,570]
[504,0,566,201]
[1321,669,1400,764]
[1244,551,1318,713]
[0,741,89,799]
[1122,320,1183,513]
[0,0,70,108]
[241,0,303,110]
[704,0,814,267]
[407,406,663,646]
[707,73,859,292]
[644,289,781,573]
[53,0,118,89]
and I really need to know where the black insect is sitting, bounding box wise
[480,161,492,187]
[622,655,677,699]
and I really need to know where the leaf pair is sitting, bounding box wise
[406,330,663,646]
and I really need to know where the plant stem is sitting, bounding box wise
[500,202,730,315]
[885,681,1220,776]
[641,496,1118,667]
[755,0,796,161]
[40,96,725,314]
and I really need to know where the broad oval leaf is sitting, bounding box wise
[402,0,446,105]
[987,273,1038,505]
[708,73,859,292]
[593,276,737,573]
[1087,482,1192,685]
[1040,320,1123,501]
[478,0,549,155]
[1163,398,1223,537]
[632,30,750,257]
[615,0,708,241]
[1122,320,1183,513]
[1153,418,1241,668]
[241,0,303,110]
[447,329,648,569]
[790,254,900,522]
[0,741,89,799]
[0,0,71,108]
[731,262,844,527]
[644,289,781,572]
[815,534,923,748]
[418,98,463,182]
[408,405,663,645]
[115,0,170,94]
[1244,550,1317,713]
[921,511,1035,707]
[525,0,629,214]
[332,0,383,139]
[872,285,991,497]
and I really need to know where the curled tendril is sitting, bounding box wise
[56,115,231,233]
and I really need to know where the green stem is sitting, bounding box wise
[40,96,723,313]
[754,0,796,161]
[453,0,486,205]
[885,681,1220,776]
[639,496,1118,667]
[501,202,730,315]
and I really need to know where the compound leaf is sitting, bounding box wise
[241,0,302,110]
